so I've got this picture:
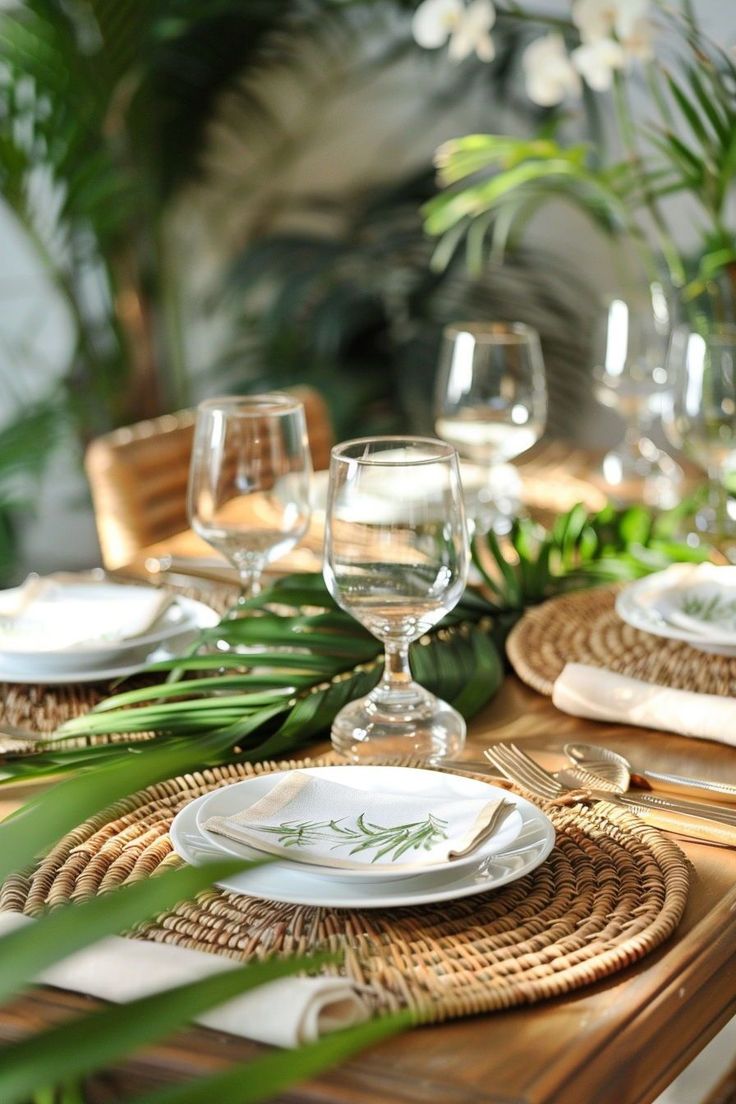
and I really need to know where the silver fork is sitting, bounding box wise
[483,744,736,833]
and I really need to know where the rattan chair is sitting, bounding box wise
[85,387,333,569]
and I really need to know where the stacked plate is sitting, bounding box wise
[170,765,556,909]
[616,563,736,657]
[0,574,219,683]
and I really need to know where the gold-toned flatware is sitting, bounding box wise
[564,741,736,804]
[483,743,736,847]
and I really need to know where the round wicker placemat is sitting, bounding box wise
[506,585,736,698]
[0,755,689,1023]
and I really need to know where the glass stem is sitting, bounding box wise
[224,565,262,618]
[381,642,413,693]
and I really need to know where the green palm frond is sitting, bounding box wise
[14,575,500,775]
[472,501,710,616]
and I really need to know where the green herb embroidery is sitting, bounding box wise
[254,813,448,862]
[680,593,736,627]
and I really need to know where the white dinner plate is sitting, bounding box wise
[616,565,736,656]
[0,592,219,675]
[194,765,524,882]
[0,598,218,684]
[170,785,555,909]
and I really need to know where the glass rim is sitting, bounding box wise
[330,435,459,467]
[442,320,540,345]
[196,392,304,416]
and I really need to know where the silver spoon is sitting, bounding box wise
[564,742,736,804]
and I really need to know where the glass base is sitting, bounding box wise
[330,681,466,763]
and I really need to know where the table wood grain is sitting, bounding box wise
[1,677,735,1104]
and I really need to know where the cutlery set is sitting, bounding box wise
[447,743,736,848]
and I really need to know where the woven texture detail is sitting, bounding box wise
[506,585,736,698]
[0,755,690,1022]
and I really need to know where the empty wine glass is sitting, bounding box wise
[187,394,312,608]
[324,436,469,762]
[663,324,736,548]
[592,286,683,507]
[434,322,546,532]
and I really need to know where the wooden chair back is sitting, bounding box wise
[85,386,333,569]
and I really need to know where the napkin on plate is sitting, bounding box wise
[0,912,368,1048]
[0,575,173,653]
[204,771,513,871]
[552,662,736,746]
[649,563,736,641]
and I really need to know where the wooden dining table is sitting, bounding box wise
[0,442,733,1104]
[1,671,735,1104]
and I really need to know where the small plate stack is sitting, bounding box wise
[0,574,219,683]
[171,765,556,910]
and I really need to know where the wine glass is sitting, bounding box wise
[187,394,312,607]
[663,324,736,548]
[323,436,469,762]
[591,286,683,507]
[433,322,546,532]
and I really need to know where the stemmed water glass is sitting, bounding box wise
[187,394,312,609]
[591,287,682,507]
[433,322,546,532]
[323,436,469,762]
[663,324,736,548]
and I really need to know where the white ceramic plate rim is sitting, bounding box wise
[193,766,524,881]
[170,789,555,909]
[616,568,736,652]
[0,591,219,661]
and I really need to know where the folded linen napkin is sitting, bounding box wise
[0,576,173,653]
[205,771,513,871]
[0,912,368,1047]
[552,662,736,746]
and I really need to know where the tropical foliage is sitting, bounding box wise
[420,2,736,310]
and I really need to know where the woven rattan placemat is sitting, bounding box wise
[506,585,736,698]
[1,755,689,1022]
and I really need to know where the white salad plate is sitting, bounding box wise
[0,597,219,683]
[194,766,525,882]
[170,780,555,910]
[616,564,736,656]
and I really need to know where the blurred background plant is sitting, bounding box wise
[1,0,734,581]
[421,0,736,321]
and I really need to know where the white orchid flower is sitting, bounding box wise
[523,33,581,106]
[412,0,463,48]
[412,0,496,62]
[572,0,616,43]
[572,0,653,59]
[572,37,626,91]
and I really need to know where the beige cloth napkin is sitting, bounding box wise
[205,771,513,870]
[552,662,736,746]
[0,913,368,1047]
